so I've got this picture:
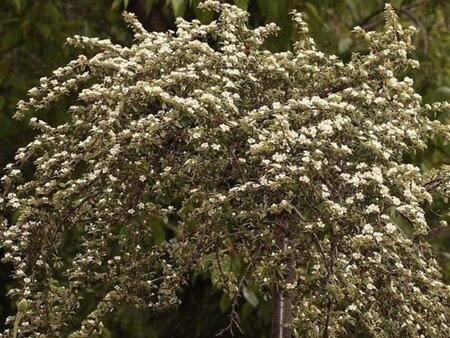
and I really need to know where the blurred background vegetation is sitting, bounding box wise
[0,0,449,336]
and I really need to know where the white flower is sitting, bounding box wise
[317,120,333,135]
[10,169,21,176]
[109,144,120,156]
[347,304,358,311]
[373,232,383,242]
[374,97,386,104]
[345,197,354,204]
[366,204,380,214]
[219,124,230,132]
[299,176,310,183]
[362,224,374,234]
[272,153,287,163]
[385,224,397,233]
[286,282,295,290]
[313,161,322,170]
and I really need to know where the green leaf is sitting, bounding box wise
[44,3,61,20]
[219,293,231,313]
[199,253,214,270]
[1,28,21,52]
[257,0,279,22]
[171,0,188,17]
[35,23,51,38]
[12,0,22,13]
[111,0,123,11]
[240,302,255,321]
[391,0,403,8]
[192,0,215,23]
[17,299,28,312]
[304,3,321,23]
[147,214,168,244]
[243,285,259,307]
[234,0,249,10]
[151,221,166,244]
[432,87,450,102]
[230,255,242,276]
[0,96,5,110]
[345,0,358,20]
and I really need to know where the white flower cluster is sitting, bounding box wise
[1,1,450,337]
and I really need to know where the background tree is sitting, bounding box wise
[0,0,449,337]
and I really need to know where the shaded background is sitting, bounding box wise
[0,0,449,336]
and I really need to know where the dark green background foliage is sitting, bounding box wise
[0,0,449,336]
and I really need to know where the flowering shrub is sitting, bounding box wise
[1,1,450,337]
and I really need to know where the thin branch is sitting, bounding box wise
[217,248,260,337]
[50,190,102,242]
[356,7,385,29]
[322,299,332,338]
[428,226,450,236]
[423,177,444,192]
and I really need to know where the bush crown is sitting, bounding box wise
[1,1,450,337]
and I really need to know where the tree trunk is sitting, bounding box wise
[271,227,295,338]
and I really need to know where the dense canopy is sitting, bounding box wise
[1,1,450,337]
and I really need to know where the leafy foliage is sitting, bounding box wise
[1,1,450,337]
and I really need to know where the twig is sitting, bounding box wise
[428,226,450,236]
[50,190,102,242]
[216,248,260,337]
[423,177,444,191]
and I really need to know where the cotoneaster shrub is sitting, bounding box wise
[1,1,450,337]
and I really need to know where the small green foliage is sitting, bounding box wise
[16,299,27,313]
